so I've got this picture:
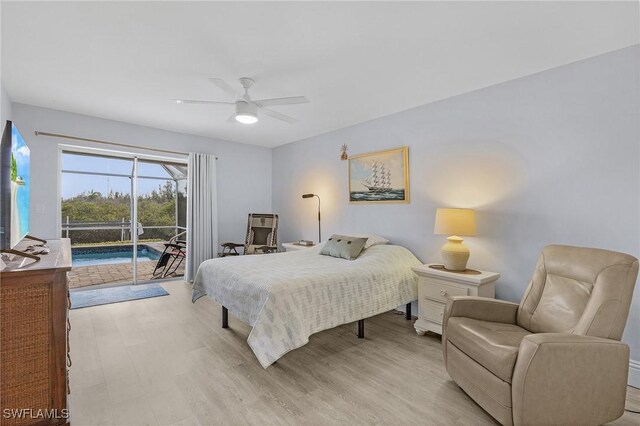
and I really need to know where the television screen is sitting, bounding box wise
[0,121,30,250]
[10,124,30,247]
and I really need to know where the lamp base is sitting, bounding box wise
[440,236,470,271]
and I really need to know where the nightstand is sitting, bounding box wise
[281,242,316,252]
[412,263,500,335]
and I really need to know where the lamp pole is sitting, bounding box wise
[302,193,321,243]
[315,195,321,243]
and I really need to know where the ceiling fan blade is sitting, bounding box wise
[227,114,237,123]
[208,78,238,99]
[254,96,309,107]
[260,107,297,124]
[173,99,234,105]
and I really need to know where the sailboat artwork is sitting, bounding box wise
[349,147,409,203]
[361,161,390,192]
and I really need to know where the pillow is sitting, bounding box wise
[320,234,368,260]
[343,233,389,249]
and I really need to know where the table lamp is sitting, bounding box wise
[434,208,476,271]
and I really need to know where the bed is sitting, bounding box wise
[192,244,421,368]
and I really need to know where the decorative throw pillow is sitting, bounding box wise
[320,234,368,260]
[344,233,390,249]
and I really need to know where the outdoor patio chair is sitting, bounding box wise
[219,213,279,256]
[152,233,186,278]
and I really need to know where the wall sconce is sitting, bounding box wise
[340,144,348,160]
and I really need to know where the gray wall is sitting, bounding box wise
[0,4,6,126]
[11,103,272,246]
[272,46,640,360]
[1,84,12,125]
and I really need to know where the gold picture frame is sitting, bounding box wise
[348,146,409,204]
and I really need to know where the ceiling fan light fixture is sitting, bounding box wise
[173,78,308,124]
[234,113,258,124]
[234,100,258,124]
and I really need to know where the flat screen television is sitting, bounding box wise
[0,120,30,250]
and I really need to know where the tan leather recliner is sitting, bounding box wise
[442,245,638,426]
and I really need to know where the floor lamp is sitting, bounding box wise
[302,193,321,243]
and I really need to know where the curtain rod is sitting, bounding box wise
[34,131,218,159]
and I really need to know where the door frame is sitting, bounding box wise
[57,144,188,286]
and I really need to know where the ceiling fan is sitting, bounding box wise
[173,77,309,124]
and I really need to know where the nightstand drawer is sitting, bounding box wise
[420,299,446,324]
[423,281,468,303]
[413,264,500,336]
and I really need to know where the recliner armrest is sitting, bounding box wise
[441,296,519,371]
[511,333,629,426]
[444,296,519,328]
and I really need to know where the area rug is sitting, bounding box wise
[70,283,169,309]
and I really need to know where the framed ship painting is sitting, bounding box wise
[349,147,409,204]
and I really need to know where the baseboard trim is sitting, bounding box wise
[629,359,640,388]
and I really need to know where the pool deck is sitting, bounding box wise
[69,242,185,289]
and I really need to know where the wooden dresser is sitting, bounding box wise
[0,239,72,426]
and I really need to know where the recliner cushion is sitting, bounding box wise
[446,317,531,383]
[517,245,639,338]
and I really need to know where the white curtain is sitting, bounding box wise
[186,153,218,282]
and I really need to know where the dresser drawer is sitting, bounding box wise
[420,299,446,324]
[423,280,468,303]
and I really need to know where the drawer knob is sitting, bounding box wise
[440,290,447,296]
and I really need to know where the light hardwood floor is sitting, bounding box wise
[69,280,640,425]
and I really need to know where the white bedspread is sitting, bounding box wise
[192,244,421,368]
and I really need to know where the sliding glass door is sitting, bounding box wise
[60,147,187,288]
[134,159,187,283]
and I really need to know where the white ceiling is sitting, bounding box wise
[2,1,638,148]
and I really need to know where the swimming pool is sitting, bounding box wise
[72,245,161,267]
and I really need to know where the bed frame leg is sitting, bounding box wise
[405,303,412,320]
[222,306,229,329]
[357,319,364,338]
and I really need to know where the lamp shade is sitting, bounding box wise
[434,208,476,236]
